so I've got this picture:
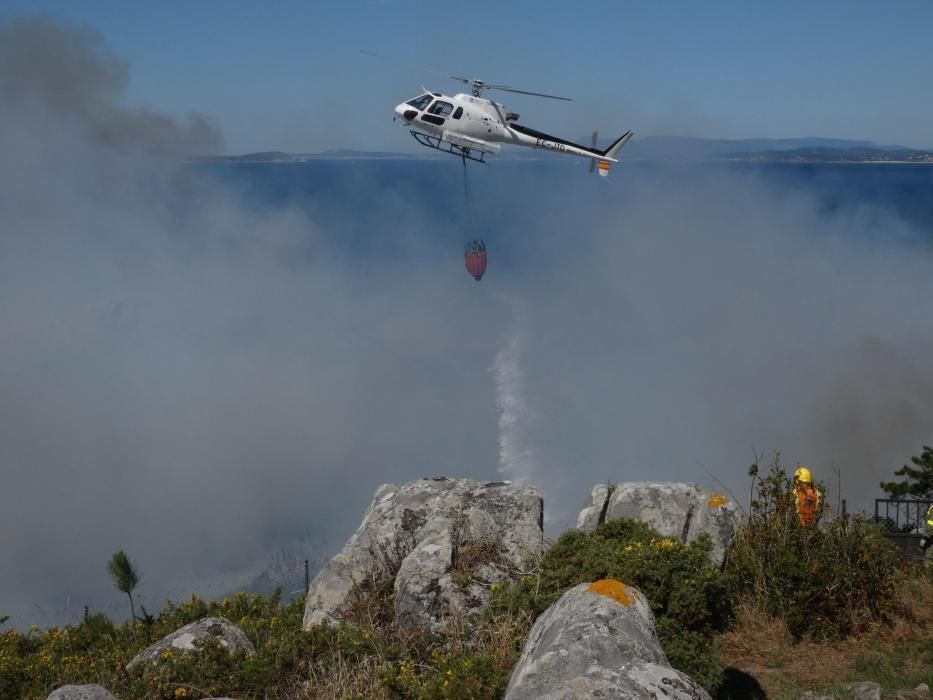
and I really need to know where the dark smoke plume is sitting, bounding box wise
[0,17,222,155]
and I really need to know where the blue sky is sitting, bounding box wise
[2,0,932,153]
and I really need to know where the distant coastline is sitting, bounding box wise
[187,138,933,165]
[186,149,442,164]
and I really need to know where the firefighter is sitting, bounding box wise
[793,466,821,527]
[920,503,933,562]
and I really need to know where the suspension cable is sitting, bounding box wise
[462,153,472,231]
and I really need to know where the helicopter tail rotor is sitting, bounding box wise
[589,130,598,174]
[592,130,634,178]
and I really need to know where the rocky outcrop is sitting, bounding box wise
[125,616,254,671]
[303,478,543,632]
[577,481,742,565]
[47,686,118,700]
[505,579,710,699]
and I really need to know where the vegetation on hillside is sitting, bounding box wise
[731,457,902,641]
[488,520,734,692]
[1,457,930,699]
[720,565,933,699]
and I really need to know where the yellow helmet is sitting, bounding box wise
[794,466,812,484]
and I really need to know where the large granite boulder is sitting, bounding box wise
[126,616,254,671]
[47,686,118,700]
[303,477,544,632]
[577,481,742,565]
[505,579,710,699]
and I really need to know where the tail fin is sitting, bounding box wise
[595,130,633,178]
[601,130,633,159]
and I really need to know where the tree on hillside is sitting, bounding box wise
[106,550,140,622]
[880,445,933,499]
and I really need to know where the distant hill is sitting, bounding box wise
[617,136,927,161]
[192,137,933,164]
[187,150,299,163]
[723,146,933,163]
[189,149,441,163]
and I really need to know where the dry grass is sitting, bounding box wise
[450,539,511,587]
[719,567,933,699]
[289,654,393,700]
[473,609,534,667]
[339,565,398,629]
[277,610,530,699]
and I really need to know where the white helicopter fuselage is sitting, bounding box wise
[394,91,630,168]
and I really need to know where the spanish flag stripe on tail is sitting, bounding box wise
[597,161,610,178]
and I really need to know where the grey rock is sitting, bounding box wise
[505,580,711,699]
[577,481,742,565]
[797,694,834,700]
[126,616,254,671]
[47,686,118,700]
[916,684,930,695]
[852,681,882,700]
[576,483,613,532]
[304,478,543,632]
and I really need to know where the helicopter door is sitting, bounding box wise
[420,100,454,126]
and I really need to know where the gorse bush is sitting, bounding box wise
[730,457,901,641]
[0,591,309,700]
[0,588,526,699]
[488,518,736,694]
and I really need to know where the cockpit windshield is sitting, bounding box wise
[406,94,433,111]
[427,101,453,117]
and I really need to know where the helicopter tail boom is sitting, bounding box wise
[508,123,633,170]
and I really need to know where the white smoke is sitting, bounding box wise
[0,15,503,629]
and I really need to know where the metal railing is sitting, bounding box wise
[873,499,931,533]
[874,498,931,561]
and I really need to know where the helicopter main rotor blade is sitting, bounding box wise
[359,50,457,81]
[360,53,492,92]
[489,86,573,101]
[360,50,572,101]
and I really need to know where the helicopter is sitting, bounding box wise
[392,75,633,176]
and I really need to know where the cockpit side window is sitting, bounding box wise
[406,94,433,111]
[452,106,463,119]
[428,101,454,117]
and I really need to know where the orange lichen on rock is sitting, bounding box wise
[586,579,634,607]
[707,492,729,508]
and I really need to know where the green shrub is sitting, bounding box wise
[382,649,510,700]
[0,628,30,700]
[730,457,901,641]
[488,518,736,694]
[0,588,526,700]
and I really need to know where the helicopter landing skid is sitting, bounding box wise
[410,131,487,163]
